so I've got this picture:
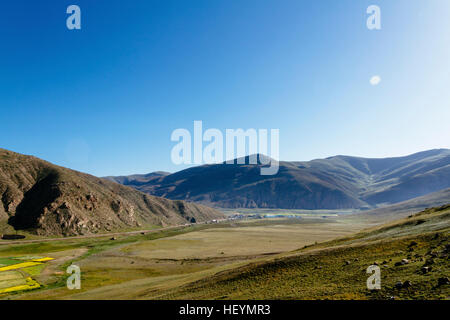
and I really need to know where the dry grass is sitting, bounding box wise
[7,207,448,300]
[10,218,366,299]
[121,221,362,260]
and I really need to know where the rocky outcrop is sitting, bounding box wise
[0,149,224,236]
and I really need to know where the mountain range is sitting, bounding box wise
[1,148,448,237]
[106,149,450,210]
[0,149,223,236]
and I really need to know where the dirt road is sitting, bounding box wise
[0,219,228,245]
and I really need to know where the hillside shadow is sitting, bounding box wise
[8,173,60,230]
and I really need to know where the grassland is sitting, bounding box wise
[0,217,366,299]
[1,206,448,300]
[155,206,450,300]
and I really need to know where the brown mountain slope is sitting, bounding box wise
[354,188,450,222]
[0,149,223,236]
[109,149,450,209]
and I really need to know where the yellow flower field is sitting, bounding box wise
[0,277,40,294]
[0,261,42,272]
[0,256,53,295]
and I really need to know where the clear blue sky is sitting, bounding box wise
[1,0,449,176]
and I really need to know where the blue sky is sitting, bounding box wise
[1,0,449,176]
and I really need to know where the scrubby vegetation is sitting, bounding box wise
[155,206,450,300]
[1,206,448,300]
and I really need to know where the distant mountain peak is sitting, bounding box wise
[110,149,450,210]
[223,153,277,165]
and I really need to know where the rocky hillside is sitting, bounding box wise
[0,149,224,236]
[104,171,170,186]
[355,188,450,222]
[109,149,450,210]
